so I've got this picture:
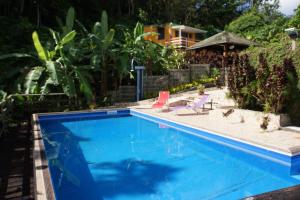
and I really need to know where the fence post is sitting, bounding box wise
[189,64,192,82]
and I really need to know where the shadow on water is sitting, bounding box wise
[91,158,182,198]
[40,118,182,200]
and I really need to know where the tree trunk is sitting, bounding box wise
[101,69,108,97]
[146,60,153,76]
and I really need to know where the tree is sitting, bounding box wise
[288,5,300,29]
[226,8,287,42]
[79,10,115,96]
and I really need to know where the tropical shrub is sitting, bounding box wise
[168,77,215,94]
[162,46,186,70]
[228,53,300,116]
[226,9,288,42]
[79,10,115,96]
[228,54,256,108]
[0,7,95,105]
[197,84,205,95]
[288,5,300,29]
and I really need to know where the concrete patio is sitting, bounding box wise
[130,88,300,156]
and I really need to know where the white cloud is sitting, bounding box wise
[279,0,300,15]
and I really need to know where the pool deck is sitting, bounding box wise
[129,88,300,156]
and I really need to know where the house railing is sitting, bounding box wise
[167,37,199,48]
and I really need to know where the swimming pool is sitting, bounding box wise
[36,109,300,200]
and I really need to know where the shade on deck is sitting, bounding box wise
[188,31,256,50]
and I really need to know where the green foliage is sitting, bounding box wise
[288,5,300,29]
[228,53,300,115]
[168,77,215,94]
[0,90,7,103]
[210,68,221,79]
[24,66,45,94]
[80,10,116,95]
[197,84,205,95]
[32,31,49,61]
[241,34,300,80]
[228,54,257,108]
[144,77,215,99]
[226,9,288,42]
[56,7,76,36]
[161,46,186,70]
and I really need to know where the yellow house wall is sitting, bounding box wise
[144,24,198,47]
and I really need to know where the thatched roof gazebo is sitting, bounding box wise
[187,31,256,87]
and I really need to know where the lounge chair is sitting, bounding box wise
[152,91,170,108]
[170,94,210,114]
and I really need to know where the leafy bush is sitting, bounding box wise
[241,34,300,85]
[226,9,288,42]
[228,54,257,108]
[288,5,300,29]
[144,77,216,99]
[168,77,215,94]
[161,46,186,70]
[228,53,300,117]
[197,84,205,95]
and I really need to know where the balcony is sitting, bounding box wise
[166,37,199,48]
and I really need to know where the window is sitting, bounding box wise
[181,32,188,38]
[157,27,165,40]
[175,30,179,37]
[189,33,193,38]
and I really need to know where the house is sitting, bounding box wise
[144,23,207,48]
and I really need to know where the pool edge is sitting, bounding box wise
[32,114,56,200]
[32,108,300,199]
[130,109,300,172]
[32,108,131,200]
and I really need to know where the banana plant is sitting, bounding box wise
[80,10,115,96]
[56,7,75,36]
[121,22,158,73]
[93,11,115,96]
[25,30,94,103]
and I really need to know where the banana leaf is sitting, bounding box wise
[66,7,75,34]
[60,30,76,46]
[75,69,93,103]
[0,53,34,60]
[24,66,45,94]
[59,74,76,98]
[101,11,108,37]
[32,31,49,61]
[102,29,115,50]
[46,61,59,85]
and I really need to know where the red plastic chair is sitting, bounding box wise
[152,91,170,108]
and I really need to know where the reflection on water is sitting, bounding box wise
[40,115,300,200]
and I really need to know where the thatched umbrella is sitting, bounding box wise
[188,31,256,86]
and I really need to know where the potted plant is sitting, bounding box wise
[197,84,205,95]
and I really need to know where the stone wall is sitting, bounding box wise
[143,75,169,94]
[190,64,210,80]
[117,64,211,102]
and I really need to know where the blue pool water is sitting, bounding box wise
[39,112,300,200]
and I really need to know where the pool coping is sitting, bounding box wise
[32,114,55,200]
[32,108,300,199]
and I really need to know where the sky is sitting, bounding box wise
[279,0,300,15]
